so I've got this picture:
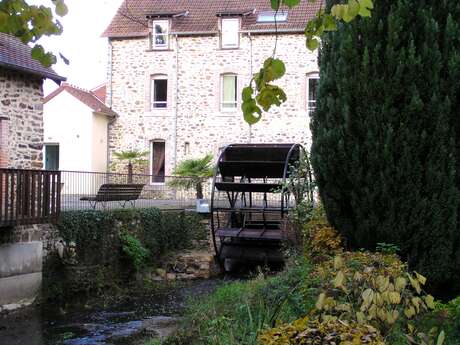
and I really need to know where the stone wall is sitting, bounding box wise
[108,33,318,175]
[0,223,60,312]
[0,68,44,169]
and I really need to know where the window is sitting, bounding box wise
[221,18,240,48]
[44,144,59,170]
[184,142,190,155]
[150,141,165,183]
[307,73,319,116]
[256,11,288,23]
[221,74,238,110]
[151,75,168,109]
[152,20,169,49]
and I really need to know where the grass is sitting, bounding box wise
[149,257,315,345]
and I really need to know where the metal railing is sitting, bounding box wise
[0,169,61,227]
[59,170,212,211]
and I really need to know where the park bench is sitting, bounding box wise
[80,183,145,209]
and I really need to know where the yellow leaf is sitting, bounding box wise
[376,275,389,292]
[373,292,384,306]
[316,293,326,310]
[407,273,422,294]
[404,306,416,319]
[356,311,366,324]
[377,307,387,321]
[353,271,363,281]
[389,291,401,304]
[387,310,399,324]
[395,277,407,292]
[334,255,344,269]
[333,271,346,289]
[362,288,374,305]
[425,295,435,309]
[408,323,415,334]
[415,272,427,285]
[368,304,377,319]
[412,297,421,313]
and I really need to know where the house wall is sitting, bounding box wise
[43,91,94,172]
[0,68,45,169]
[91,112,110,173]
[108,33,318,176]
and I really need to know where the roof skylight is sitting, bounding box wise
[256,10,288,23]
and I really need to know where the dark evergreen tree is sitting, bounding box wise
[311,0,460,293]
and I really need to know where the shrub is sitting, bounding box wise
[57,208,207,264]
[313,253,438,338]
[311,0,460,293]
[303,205,342,259]
[119,231,150,271]
[258,316,385,345]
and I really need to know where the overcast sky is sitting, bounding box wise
[32,0,124,94]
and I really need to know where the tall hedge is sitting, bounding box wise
[311,0,460,292]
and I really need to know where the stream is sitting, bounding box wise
[0,279,225,345]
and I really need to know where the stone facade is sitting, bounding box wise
[108,33,318,175]
[0,68,44,169]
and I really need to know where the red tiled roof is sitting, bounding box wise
[44,83,116,117]
[0,33,65,83]
[91,83,107,103]
[102,0,324,38]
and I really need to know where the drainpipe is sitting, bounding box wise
[106,115,117,173]
[173,34,179,169]
[248,32,253,144]
[106,39,115,173]
[108,39,113,108]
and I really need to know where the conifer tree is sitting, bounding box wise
[311,0,460,292]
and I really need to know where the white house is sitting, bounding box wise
[43,83,116,193]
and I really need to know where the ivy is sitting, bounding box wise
[242,0,374,124]
[0,0,68,67]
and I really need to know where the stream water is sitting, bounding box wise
[0,279,225,345]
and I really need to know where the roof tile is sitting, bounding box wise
[45,83,116,117]
[103,0,324,38]
[0,33,65,83]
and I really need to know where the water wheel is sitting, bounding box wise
[210,143,305,270]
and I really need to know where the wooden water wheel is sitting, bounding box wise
[210,143,305,268]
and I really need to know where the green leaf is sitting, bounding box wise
[306,38,320,51]
[347,0,360,18]
[242,86,253,102]
[271,59,286,79]
[323,15,337,31]
[270,0,281,10]
[282,0,301,8]
[54,0,68,17]
[358,0,373,17]
[437,331,446,345]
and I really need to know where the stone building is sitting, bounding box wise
[0,33,64,311]
[103,0,321,180]
[0,33,65,169]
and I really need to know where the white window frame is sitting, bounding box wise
[221,74,238,111]
[221,18,240,49]
[152,20,169,49]
[151,75,168,109]
[307,73,320,116]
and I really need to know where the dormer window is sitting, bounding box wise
[221,18,240,49]
[256,11,288,23]
[152,20,169,49]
